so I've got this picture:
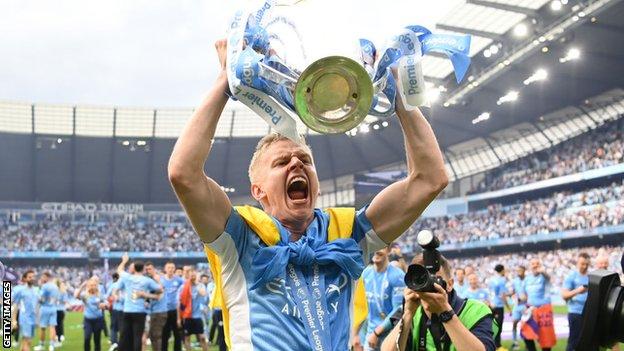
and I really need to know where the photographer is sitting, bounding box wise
[381,254,496,351]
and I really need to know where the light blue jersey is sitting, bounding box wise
[81,292,104,319]
[455,281,468,299]
[161,275,184,312]
[465,288,490,303]
[190,284,205,319]
[524,273,550,307]
[563,271,588,315]
[204,206,385,351]
[56,291,69,311]
[118,272,161,313]
[488,276,507,308]
[511,277,527,320]
[362,264,405,341]
[13,284,38,325]
[107,281,124,311]
[40,282,60,311]
[150,278,168,314]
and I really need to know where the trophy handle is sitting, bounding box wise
[257,62,298,91]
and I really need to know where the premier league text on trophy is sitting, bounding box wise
[2,280,10,348]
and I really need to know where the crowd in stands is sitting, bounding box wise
[1,180,623,252]
[468,118,624,194]
[0,217,203,253]
[448,245,623,290]
[399,180,624,250]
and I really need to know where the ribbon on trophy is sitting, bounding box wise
[226,1,472,138]
[227,0,301,141]
[360,26,472,116]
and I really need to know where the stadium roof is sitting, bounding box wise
[1,0,623,203]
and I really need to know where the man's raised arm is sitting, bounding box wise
[366,95,448,243]
[168,39,232,243]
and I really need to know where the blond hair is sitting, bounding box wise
[248,133,311,183]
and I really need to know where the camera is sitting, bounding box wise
[577,253,624,350]
[404,230,447,293]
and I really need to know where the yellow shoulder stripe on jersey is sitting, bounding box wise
[204,205,365,349]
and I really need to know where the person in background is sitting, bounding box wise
[561,252,589,351]
[522,258,556,351]
[488,264,509,350]
[115,253,162,351]
[454,268,468,299]
[35,271,60,351]
[388,243,408,272]
[12,270,38,351]
[360,247,406,351]
[179,268,209,351]
[174,268,184,278]
[465,273,490,304]
[76,278,109,351]
[199,274,212,345]
[55,279,69,345]
[145,262,168,351]
[510,266,527,351]
[107,272,124,351]
[380,254,496,351]
[161,261,184,351]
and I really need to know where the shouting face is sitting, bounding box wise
[251,139,320,231]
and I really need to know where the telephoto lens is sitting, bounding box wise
[405,264,447,293]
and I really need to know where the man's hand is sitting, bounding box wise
[121,253,129,264]
[215,39,227,75]
[352,333,362,350]
[403,287,421,316]
[367,332,379,349]
[575,286,588,295]
[177,318,183,328]
[416,284,452,318]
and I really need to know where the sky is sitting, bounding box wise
[0,0,461,108]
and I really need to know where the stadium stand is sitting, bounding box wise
[468,117,624,194]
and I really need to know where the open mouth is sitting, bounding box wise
[287,176,309,202]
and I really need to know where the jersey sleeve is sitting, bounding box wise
[470,314,496,351]
[12,286,22,305]
[148,278,161,292]
[351,206,387,262]
[563,273,575,290]
[205,207,252,260]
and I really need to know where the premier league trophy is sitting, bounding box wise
[226,0,472,140]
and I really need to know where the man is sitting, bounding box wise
[361,248,405,350]
[167,37,448,350]
[12,270,38,351]
[595,255,610,270]
[380,254,495,351]
[454,268,468,299]
[199,274,212,343]
[55,279,68,345]
[465,273,489,304]
[179,268,209,351]
[488,264,509,350]
[561,252,589,351]
[174,268,184,278]
[107,272,124,351]
[35,271,59,351]
[510,266,527,351]
[145,262,168,351]
[523,258,556,351]
[161,261,184,351]
[116,254,162,351]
